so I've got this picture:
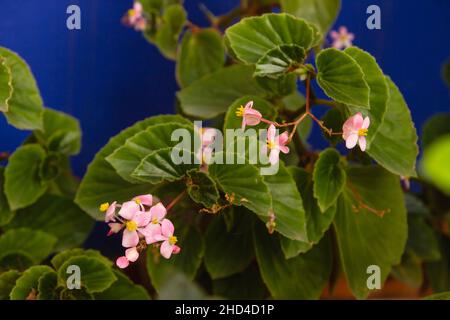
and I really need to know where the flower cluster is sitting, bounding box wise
[122,2,147,31]
[100,194,180,269]
[330,26,354,49]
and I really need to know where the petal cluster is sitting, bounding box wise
[265,125,290,165]
[330,26,354,49]
[123,2,147,31]
[236,101,262,130]
[342,112,370,151]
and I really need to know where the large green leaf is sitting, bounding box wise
[255,44,306,78]
[146,226,204,292]
[344,47,389,147]
[51,248,112,271]
[253,221,331,299]
[334,166,407,299]
[391,252,423,288]
[158,272,208,300]
[367,77,418,177]
[4,144,48,210]
[75,115,190,219]
[186,170,219,208]
[212,265,266,299]
[177,65,266,118]
[0,228,57,265]
[0,47,43,130]
[0,270,20,300]
[316,48,370,108]
[106,122,196,183]
[225,13,315,64]
[0,168,14,226]
[422,134,450,195]
[94,270,150,300]
[36,271,58,300]
[256,73,298,98]
[281,0,340,33]
[176,28,225,87]
[313,148,346,212]
[5,195,94,251]
[204,211,254,279]
[58,256,117,293]
[0,57,12,112]
[10,265,53,300]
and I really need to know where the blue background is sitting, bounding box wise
[1,0,449,177]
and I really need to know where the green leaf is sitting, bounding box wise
[426,236,450,292]
[51,249,112,271]
[34,108,82,156]
[223,95,277,131]
[281,0,341,33]
[423,291,450,300]
[0,168,14,226]
[333,166,407,299]
[212,265,266,299]
[262,162,308,242]
[153,4,187,60]
[146,226,204,292]
[255,45,306,78]
[256,73,298,98]
[157,272,207,300]
[5,195,94,251]
[0,270,20,300]
[132,148,200,184]
[106,122,196,183]
[367,77,419,177]
[422,135,450,195]
[10,265,53,300]
[279,235,311,259]
[422,113,450,150]
[0,57,12,112]
[59,287,93,300]
[75,115,190,220]
[0,253,34,271]
[4,144,48,210]
[316,48,370,108]
[391,252,423,288]
[58,256,117,293]
[0,47,44,130]
[225,13,315,64]
[176,28,225,87]
[0,228,57,264]
[186,170,219,208]
[94,270,150,300]
[177,65,266,119]
[313,148,346,212]
[204,211,254,279]
[37,271,58,300]
[407,216,441,262]
[254,221,331,299]
[344,47,389,147]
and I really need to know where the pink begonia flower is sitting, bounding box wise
[133,194,153,207]
[330,26,355,49]
[265,124,290,165]
[125,247,139,262]
[124,2,147,31]
[116,256,129,269]
[154,219,180,259]
[235,101,262,130]
[200,127,218,165]
[141,203,167,244]
[100,201,117,223]
[119,201,151,248]
[342,112,370,152]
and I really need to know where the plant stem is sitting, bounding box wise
[166,190,187,212]
[312,98,338,108]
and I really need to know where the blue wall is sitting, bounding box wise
[1,0,449,177]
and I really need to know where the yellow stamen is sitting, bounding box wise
[151,218,159,224]
[125,220,138,231]
[235,106,245,117]
[358,128,368,136]
[267,140,276,149]
[99,203,109,212]
[134,198,142,205]
[169,236,178,245]
[128,9,136,17]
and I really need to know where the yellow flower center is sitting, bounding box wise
[169,236,178,245]
[134,198,142,205]
[128,9,136,17]
[267,140,276,149]
[126,220,138,231]
[235,106,245,117]
[358,128,368,137]
[151,218,159,224]
[99,203,109,212]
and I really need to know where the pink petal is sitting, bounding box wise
[133,194,153,206]
[116,256,129,269]
[345,133,359,149]
[105,201,117,222]
[342,117,355,139]
[339,26,348,34]
[118,201,139,220]
[134,211,151,227]
[201,128,217,146]
[278,131,289,145]
[107,223,123,236]
[160,241,174,259]
[244,109,262,127]
[141,224,162,244]
[244,101,253,109]
[150,202,167,222]
[359,136,367,152]
[352,113,364,129]
[362,116,370,129]
[279,145,290,154]
[269,149,280,165]
[161,219,174,237]
[330,30,339,40]
[173,245,181,254]
[125,247,139,262]
[267,125,276,141]
[122,230,139,248]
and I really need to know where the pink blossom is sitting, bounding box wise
[330,26,354,49]
[154,219,180,259]
[265,124,290,165]
[133,194,153,207]
[107,222,123,236]
[342,112,370,151]
[116,256,129,269]
[123,2,147,31]
[140,203,167,244]
[199,127,218,166]
[100,201,117,223]
[235,101,262,130]
[119,201,151,248]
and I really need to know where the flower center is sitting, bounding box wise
[358,128,368,137]
[151,218,159,224]
[99,203,109,212]
[125,220,138,231]
[235,106,245,117]
[128,9,136,17]
[267,140,276,149]
[169,236,178,245]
